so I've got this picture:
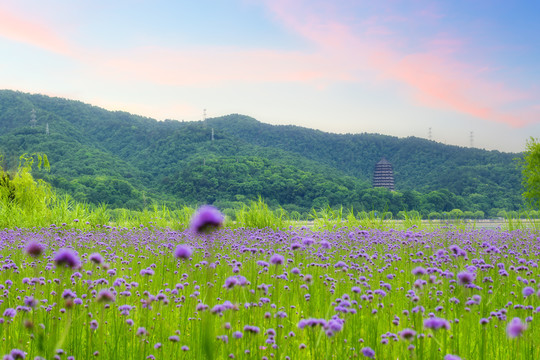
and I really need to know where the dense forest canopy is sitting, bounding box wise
[0,90,524,217]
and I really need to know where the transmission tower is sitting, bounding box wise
[46,123,49,135]
[211,128,214,142]
[470,131,474,148]
[30,109,37,128]
[428,127,432,141]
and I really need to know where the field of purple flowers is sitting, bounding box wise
[0,218,539,359]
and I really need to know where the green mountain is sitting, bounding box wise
[0,89,524,216]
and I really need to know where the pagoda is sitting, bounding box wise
[373,157,395,191]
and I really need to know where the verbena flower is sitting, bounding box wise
[174,245,193,260]
[269,254,284,265]
[137,327,148,336]
[10,349,25,359]
[89,253,103,265]
[400,328,416,341]
[3,308,16,318]
[54,249,81,269]
[444,355,461,360]
[424,317,450,331]
[361,347,375,358]
[243,325,260,334]
[507,317,527,338]
[25,241,44,257]
[189,205,224,234]
[97,289,115,303]
[522,286,535,298]
[457,271,474,286]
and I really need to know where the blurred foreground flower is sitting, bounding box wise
[174,244,193,259]
[54,248,81,269]
[190,205,224,234]
[507,317,527,338]
[25,241,44,257]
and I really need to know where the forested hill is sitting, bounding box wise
[0,90,523,216]
[207,116,519,193]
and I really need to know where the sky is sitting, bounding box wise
[0,0,539,153]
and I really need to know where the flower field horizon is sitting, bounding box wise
[0,223,538,359]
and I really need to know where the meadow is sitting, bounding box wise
[0,210,538,359]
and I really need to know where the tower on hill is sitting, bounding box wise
[373,157,395,191]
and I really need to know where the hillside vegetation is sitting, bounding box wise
[0,90,523,218]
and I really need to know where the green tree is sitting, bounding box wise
[521,137,540,208]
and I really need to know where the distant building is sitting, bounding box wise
[373,157,395,191]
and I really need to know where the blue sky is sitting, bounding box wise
[1,0,539,152]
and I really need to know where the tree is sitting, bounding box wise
[521,137,540,208]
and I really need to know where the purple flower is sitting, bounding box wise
[457,271,474,286]
[90,320,98,330]
[24,297,37,308]
[10,349,25,359]
[54,248,81,269]
[89,253,103,265]
[137,327,148,336]
[444,355,461,360]
[97,289,115,303]
[25,241,44,257]
[522,286,535,298]
[243,325,260,334]
[400,328,416,341]
[269,254,285,265]
[361,347,375,358]
[319,240,331,249]
[189,205,224,234]
[412,267,427,276]
[298,318,326,329]
[223,276,239,289]
[174,245,193,260]
[233,331,243,339]
[181,346,189,351]
[62,289,76,299]
[169,335,180,342]
[424,317,450,331]
[507,317,527,338]
[3,308,16,317]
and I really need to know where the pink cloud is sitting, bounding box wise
[262,0,540,127]
[0,6,73,56]
[95,46,338,87]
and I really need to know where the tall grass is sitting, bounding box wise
[232,197,289,230]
